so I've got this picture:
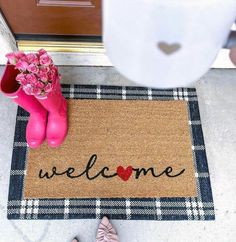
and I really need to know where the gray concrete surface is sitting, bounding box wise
[0,66,235,242]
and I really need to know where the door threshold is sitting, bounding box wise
[17,40,111,66]
[17,40,104,53]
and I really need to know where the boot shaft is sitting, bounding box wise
[0,63,21,97]
[0,63,47,115]
[36,78,68,147]
[36,79,67,115]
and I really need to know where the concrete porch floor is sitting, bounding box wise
[0,66,235,242]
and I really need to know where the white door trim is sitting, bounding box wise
[0,12,17,65]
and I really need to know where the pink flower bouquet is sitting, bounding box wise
[5,49,60,98]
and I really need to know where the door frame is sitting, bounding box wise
[0,12,17,64]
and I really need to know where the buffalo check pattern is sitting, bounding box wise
[7,84,215,220]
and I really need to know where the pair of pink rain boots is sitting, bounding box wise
[0,64,67,148]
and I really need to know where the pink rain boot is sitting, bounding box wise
[0,64,47,148]
[36,79,67,148]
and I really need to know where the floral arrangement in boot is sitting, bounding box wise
[1,49,68,148]
[6,49,60,98]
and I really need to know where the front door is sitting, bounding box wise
[0,0,102,36]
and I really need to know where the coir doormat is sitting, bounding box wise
[8,85,215,220]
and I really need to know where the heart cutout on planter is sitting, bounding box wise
[117,166,133,181]
[157,42,181,55]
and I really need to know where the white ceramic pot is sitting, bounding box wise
[103,0,236,88]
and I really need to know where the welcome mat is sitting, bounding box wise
[25,99,197,199]
[8,84,215,220]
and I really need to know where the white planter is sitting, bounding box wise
[103,0,236,88]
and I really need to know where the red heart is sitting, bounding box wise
[117,166,133,181]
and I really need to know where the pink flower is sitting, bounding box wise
[51,65,58,72]
[26,53,39,65]
[5,52,17,65]
[35,81,45,89]
[38,66,50,81]
[48,72,56,82]
[15,60,29,72]
[39,53,52,66]
[33,86,42,96]
[38,71,48,82]
[40,66,50,74]
[27,63,39,74]
[48,66,60,83]
[6,51,27,65]
[26,73,38,84]
[44,83,53,93]
[15,51,26,59]
[16,73,28,85]
[23,84,34,95]
[38,49,47,56]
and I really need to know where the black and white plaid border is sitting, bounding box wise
[7,84,215,220]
